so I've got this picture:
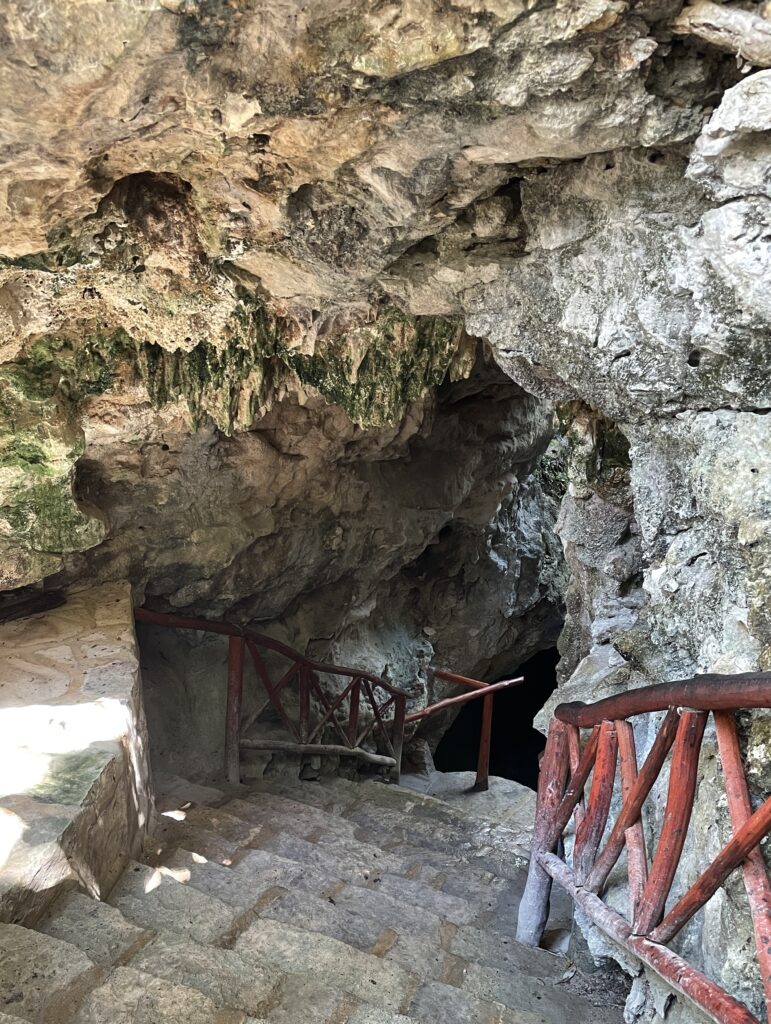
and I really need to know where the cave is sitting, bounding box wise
[434,648,560,791]
[1,5,771,1024]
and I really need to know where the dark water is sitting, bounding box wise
[433,648,560,791]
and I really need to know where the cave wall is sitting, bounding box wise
[467,79,771,1021]
[129,351,566,779]
[2,4,771,1020]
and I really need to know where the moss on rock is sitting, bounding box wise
[288,311,464,426]
[6,297,464,432]
[0,291,467,588]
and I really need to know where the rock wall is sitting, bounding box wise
[469,75,771,1022]
[134,351,566,782]
[2,3,771,1019]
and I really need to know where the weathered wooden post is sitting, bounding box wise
[225,635,245,785]
[516,718,569,946]
[473,690,493,792]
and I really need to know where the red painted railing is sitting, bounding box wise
[517,672,771,1024]
[423,670,524,791]
[134,608,408,784]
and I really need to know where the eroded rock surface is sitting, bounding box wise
[2,4,771,1022]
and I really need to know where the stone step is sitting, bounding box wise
[152,810,243,864]
[222,794,361,841]
[162,845,339,905]
[448,923,567,980]
[107,861,238,944]
[407,979,511,1024]
[401,771,536,836]
[267,774,524,841]
[151,803,266,865]
[71,966,251,1024]
[234,918,415,1014]
[37,890,149,965]
[157,843,557,989]
[160,833,492,941]
[460,958,623,1024]
[0,923,95,1023]
[342,800,528,881]
[251,775,487,837]
[159,849,287,909]
[217,791,512,894]
[258,887,447,981]
[153,771,228,812]
[251,777,529,878]
[130,932,281,1017]
[262,975,354,1024]
[254,828,402,886]
[254,831,480,925]
[223,795,428,880]
[32,887,356,1024]
[156,801,548,947]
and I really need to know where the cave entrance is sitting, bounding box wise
[433,647,559,790]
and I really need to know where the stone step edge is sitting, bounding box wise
[157,787,529,883]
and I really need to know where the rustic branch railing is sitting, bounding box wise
[428,669,523,791]
[134,608,408,785]
[516,672,771,1024]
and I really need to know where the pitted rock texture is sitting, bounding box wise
[0,0,741,589]
[516,76,771,1023]
[2,6,771,1023]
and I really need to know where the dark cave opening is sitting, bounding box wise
[433,647,560,790]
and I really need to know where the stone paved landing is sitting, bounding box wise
[1,773,628,1023]
[0,584,151,927]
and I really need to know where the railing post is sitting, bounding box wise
[225,635,245,785]
[391,693,406,784]
[633,709,707,935]
[574,720,618,885]
[473,691,493,792]
[586,707,680,894]
[299,664,311,743]
[713,711,771,1015]
[517,719,570,946]
[348,678,360,747]
[616,719,648,920]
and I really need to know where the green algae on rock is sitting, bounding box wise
[0,294,468,588]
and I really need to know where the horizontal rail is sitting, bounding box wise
[433,669,490,690]
[239,738,397,767]
[134,606,408,698]
[404,676,523,723]
[555,671,771,726]
[539,852,759,1024]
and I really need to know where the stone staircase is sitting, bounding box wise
[0,773,626,1024]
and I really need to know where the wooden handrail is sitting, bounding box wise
[135,605,408,784]
[517,675,771,1024]
[404,676,523,722]
[415,672,524,792]
[134,607,408,697]
[135,606,522,800]
[433,669,490,690]
[555,671,771,726]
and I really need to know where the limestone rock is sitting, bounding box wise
[687,71,771,200]
[1,3,770,1021]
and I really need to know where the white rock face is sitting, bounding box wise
[688,71,771,200]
